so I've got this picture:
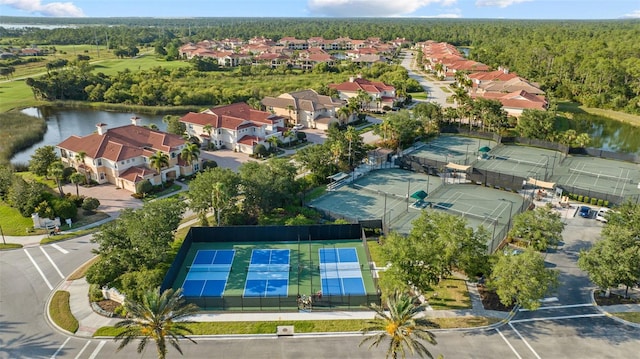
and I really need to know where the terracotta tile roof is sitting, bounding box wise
[181,102,284,130]
[480,77,545,95]
[237,135,261,145]
[473,90,548,111]
[119,166,157,183]
[57,125,185,162]
[469,70,518,82]
[329,77,394,94]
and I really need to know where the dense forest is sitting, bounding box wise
[2,17,639,114]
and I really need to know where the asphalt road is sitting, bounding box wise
[400,51,455,109]
[2,206,640,359]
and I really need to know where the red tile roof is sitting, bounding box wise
[57,125,185,162]
[180,102,284,130]
[329,77,394,94]
[237,135,261,145]
[119,166,156,183]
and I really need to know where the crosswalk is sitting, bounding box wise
[22,242,72,291]
[49,338,107,359]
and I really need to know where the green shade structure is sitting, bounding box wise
[410,190,428,200]
[478,146,491,153]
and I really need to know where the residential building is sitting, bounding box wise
[180,103,286,154]
[57,117,194,193]
[472,90,548,117]
[261,89,348,130]
[329,75,398,110]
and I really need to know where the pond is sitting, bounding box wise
[11,107,166,164]
[566,115,640,154]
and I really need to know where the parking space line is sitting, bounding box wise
[509,323,541,359]
[88,340,106,359]
[74,340,91,359]
[495,328,522,359]
[24,249,53,290]
[510,313,605,323]
[52,243,69,254]
[40,246,65,279]
[50,337,70,359]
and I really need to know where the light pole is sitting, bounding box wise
[0,224,5,245]
[500,198,515,231]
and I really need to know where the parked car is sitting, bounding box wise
[292,124,305,131]
[578,206,591,218]
[595,207,610,222]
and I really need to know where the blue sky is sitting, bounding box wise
[1,0,639,19]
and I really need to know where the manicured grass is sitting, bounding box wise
[612,312,640,323]
[440,86,451,93]
[0,243,23,250]
[557,101,640,127]
[67,256,100,280]
[366,240,386,267]
[0,80,44,112]
[423,278,472,310]
[94,316,497,337]
[16,171,58,190]
[0,202,36,235]
[142,184,183,201]
[305,186,327,202]
[40,227,100,244]
[409,91,428,100]
[50,291,79,333]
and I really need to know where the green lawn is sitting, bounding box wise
[50,291,79,333]
[612,312,640,323]
[408,91,428,100]
[0,202,36,236]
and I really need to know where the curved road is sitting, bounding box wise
[400,51,456,109]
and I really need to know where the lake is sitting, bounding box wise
[11,107,166,164]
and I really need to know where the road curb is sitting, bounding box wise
[591,289,640,329]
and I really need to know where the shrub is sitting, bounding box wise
[584,196,590,203]
[88,283,105,302]
[590,198,597,205]
[81,197,100,213]
[51,197,78,220]
[577,195,583,202]
[604,200,609,207]
[202,160,218,170]
[66,194,85,207]
[597,199,604,206]
[135,179,153,194]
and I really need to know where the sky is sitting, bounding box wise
[0,0,639,19]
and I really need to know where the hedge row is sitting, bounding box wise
[566,193,609,208]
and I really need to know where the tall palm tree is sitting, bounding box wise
[48,161,65,197]
[202,124,213,149]
[75,151,89,184]
[336,106,351,125]
[69,172,85,196]
[360,291,437,359]
[266,136,280,151]
[114,288,199,359]
[150,151,170,185]
[180,143,200,171]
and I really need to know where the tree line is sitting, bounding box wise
[3,17,638,114]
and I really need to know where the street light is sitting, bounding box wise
[0,224,5,245]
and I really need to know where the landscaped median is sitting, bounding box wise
[50,291,79,334]
[93,316,499,337]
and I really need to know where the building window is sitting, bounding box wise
[193,163,200,171]
[121,161,125,165]
[100,173,105,180]
[97,159,102,166]
[171,152,176,158]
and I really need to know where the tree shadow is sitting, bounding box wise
[0,317,65,359]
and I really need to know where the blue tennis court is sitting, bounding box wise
[182,250,235,297]
[319,248,366,296]
[244,249,290,297]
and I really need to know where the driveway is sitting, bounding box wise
[61,182,142,218]
[400,50,456,108]
[201,149,253,172]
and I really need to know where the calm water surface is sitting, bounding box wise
[11,107,165,164]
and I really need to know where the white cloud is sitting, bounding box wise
[308,0,457,17]
[621,9,640,19]
[475,0,532,8]
[422,13,461,18]
[0,0,85,17]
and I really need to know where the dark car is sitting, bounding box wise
[579,206,591,218]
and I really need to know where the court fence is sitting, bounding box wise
[499,136,570,154]
[556,184,627,206]
[467,168,527,191]
[569,147,640,164]
[439,126,501,142]
[182,293,381,311]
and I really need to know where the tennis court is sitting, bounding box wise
[182,249,235,297]
[476,144,561,181]
[319,248,366,296]
[244,249,290,297]
[310,168,439,224]
[410,135,496,165]
[554,156,640,199]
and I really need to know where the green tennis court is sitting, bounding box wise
[410,135,496,165]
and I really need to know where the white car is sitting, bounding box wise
[595,207,610,223]
[292,124,305,131]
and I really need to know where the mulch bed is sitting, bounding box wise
[96,299,121,315]
[594,292,640,306]
[477,285,515,312]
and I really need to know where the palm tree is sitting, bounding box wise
[266,136,280,151]
[75,151,89,184]
[344,126,359,169]
[114,288,199,359]
[149,151,170,185]
[48,161,65,197]
[360,291,437,359]
[180,143,200,172]
[336,106,352,125]
[202,124,213,149]
[69,172,85,196]
[286,104,296,125]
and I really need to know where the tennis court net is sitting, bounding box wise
[425,143,466,156]
[432,203,499,225]
[493,155,546,167]
[569,168,633,183]
[351,183,408,201]
[189,264,232,272]
[248,264,291,272]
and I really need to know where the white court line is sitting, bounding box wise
[88,340,106,359]
[495,328,522,359]
[508,322,541,359]
[50,337,70,359]
[74,341,92,359]
[518,303,592,312]
[24,249,53,290]
[510,313,605,323]
[40,246,65,279]
[51,243,69,254]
